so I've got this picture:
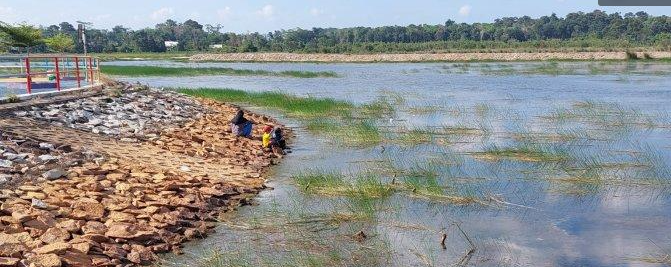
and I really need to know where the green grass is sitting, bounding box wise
[180,88,384,146]
[101,65,338,78]
[179,88,351,117]
[474,144,571,162]
[394,128,436,145]
[293,170,393,199]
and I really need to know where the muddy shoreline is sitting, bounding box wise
[189,51,671,63]
[0,83,287,266]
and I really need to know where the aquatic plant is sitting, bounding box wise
[474,143,571,162]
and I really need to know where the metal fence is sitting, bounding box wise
[0,55,101,96]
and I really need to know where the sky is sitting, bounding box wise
[1,0,670,33]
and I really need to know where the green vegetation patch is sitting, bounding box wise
[101,65,338,78]
[180,88,384,147]
[293,170,393,199]
[474,144,570,162]
[179,88,351,117]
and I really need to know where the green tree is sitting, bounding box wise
[44,33,74,53]
[0,22,43,53]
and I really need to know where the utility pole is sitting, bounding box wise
[76,21,92,55]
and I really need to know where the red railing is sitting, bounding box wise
[0,55,101,95]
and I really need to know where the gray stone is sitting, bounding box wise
[0,159,12,168]
[31,198,48,209]
[38,154,59,163]
[88,118,102,126]
[39,142,55,150]
[0,174,11,184]
[43,109,60,117]
[42,168,66,180]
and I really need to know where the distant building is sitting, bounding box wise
[164,41,179,48]
[209,44,223,49]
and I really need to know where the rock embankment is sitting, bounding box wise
[12,85,208,142]
[190,51,671,62]
[0,84,285,266]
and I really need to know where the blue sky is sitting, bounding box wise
[1,0,670,32]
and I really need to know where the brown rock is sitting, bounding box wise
[59,250,91,267]
[0,257,19,267]
[9,232,32,244]
[70,242,91,254]
[26,253,61,267]
[26,192,47,200]
[104,223,135,239]
[80,234,109,243]
[11,211,34,223]
[23,215,56,231]
[33,242,71,255]
[184,228,198,240]
[89,255,111,266]
[101,243,126,259]
[104,223,155,242]
[18,186,41,192]
[55,220,80,233]
[142,206,160,214]
[126,252,142,264]
[149,243,170,253]
[0,244,25,258]
[39,228,71,244]
[81,221,107,235]
[71,198,105,220]
[107,211,135,223]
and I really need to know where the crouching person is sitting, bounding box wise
[230,110,253,138]
[262,125,287,156]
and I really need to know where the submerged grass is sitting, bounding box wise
[293,170,394,199]
[102,65,338,78]
[474,143,570,162]
[292,166,479,205]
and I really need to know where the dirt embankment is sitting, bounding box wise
[190,51,671,62]
[0,83,286,266]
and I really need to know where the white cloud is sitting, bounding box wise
[256,4,275,19]
[458,5,472,17]
[151,7,174,20]
[217,7,232,19]
[309,8,324,17]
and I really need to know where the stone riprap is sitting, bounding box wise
[0,83,285,266]
[13,85,209,142]
[0,131,102,188]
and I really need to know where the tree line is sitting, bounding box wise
[1,10,671,54]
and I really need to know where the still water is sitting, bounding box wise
[111,60,671,267]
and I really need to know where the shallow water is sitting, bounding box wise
[110,61,671,267]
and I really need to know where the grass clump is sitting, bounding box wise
[394,128,436,145]
[102,65,338,78]
[474,144,570,162]
[3,94,20,103]
[293,170,393,199]
[293,170,349,196]
[179,88,352,118]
